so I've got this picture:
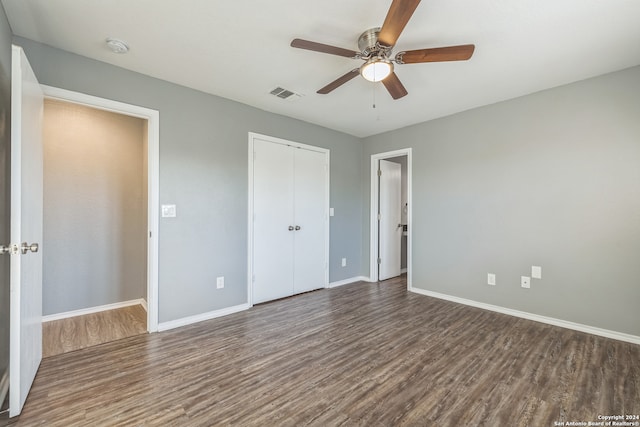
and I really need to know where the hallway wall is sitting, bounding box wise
[43,99,146,315]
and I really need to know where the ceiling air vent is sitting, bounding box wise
[269,87,302,102]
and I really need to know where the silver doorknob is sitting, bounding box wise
[21,242,39,254]
[288,226,294,231]
[295,226,301,231]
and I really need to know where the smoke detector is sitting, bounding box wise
[106,38,129,54]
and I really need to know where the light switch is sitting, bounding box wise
[532,266,542,279]
[161,204,176,218]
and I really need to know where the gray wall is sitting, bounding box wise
[14,37,363,323]
[42,99,146,315]
[0,4,11,408]
[363,66,640,336]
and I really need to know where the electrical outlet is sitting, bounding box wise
[521,276,530,289]
[341,258,347,267]
[532,266,542,279]
[487,273,496,286]
[216,276,224,289]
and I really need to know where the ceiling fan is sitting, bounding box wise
[290,0,475,100]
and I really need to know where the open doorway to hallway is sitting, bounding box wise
[40,98,151,356]
[41,86,160,335]
[369,149,412,288]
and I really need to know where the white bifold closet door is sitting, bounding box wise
[252,137,327,304]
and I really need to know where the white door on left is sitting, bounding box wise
[8,45,44,417]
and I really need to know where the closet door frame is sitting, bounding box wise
[247,132,330,306]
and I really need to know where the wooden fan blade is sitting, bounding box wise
[317,69,360,94]
[291,39,359,58]
[397,44,475,64]
[378,0,422,47]
[382,72,408,100]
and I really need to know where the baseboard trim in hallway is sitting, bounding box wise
[42,298,147,322]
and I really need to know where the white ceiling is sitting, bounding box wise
[2,0,640,137]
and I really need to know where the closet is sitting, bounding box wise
[250,134,329,304]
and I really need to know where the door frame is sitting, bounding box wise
[40,85,160,332]
[369,148,412,288]
[247,132,330,306]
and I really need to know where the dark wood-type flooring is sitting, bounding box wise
[8,277,640,426]
[42,304,147,358]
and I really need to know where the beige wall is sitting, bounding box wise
[43,99,146,315]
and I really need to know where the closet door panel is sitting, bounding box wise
[252,139,294,303]
[293,148,327,294]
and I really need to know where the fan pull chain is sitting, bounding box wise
[372,83,381,122]
[372,82,376,109]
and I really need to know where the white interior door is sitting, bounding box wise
[378,159,401,281]
[292,148,327,294]
[9,45,44,417]
[252,138,294,303]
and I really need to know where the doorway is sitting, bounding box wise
[41,86,159,333]
[369,149,412,288]
[41,99,145,355]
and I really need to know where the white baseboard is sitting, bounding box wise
[0,369,8,411]
[158,303,250,332]
[410,287,640,345]
[329,276,370,288]
[401,268,407,274]
[42,298,147,322]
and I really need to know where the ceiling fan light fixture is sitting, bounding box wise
[360,58,393,82]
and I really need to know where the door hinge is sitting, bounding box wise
[377,213,381,221]
[5,244,19,255]
[377,258,382,265]
[377,169,382,177]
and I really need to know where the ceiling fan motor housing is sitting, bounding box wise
[358,27,383,57]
